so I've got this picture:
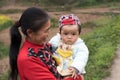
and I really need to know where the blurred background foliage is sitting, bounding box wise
[0,15,13,31]
[0,0,120,80]
[1,0,120,11]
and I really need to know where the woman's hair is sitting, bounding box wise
[9,7,50,80]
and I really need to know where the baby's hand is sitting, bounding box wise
[68,67,78,79]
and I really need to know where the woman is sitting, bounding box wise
[9,7,60,80]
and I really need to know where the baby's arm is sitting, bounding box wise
[71,41,89,74]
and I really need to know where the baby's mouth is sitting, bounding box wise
[65,42,72,45]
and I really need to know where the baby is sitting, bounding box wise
[49,14,89,80]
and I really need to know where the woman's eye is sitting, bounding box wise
[44,30,48,33]
[45,28,50,33]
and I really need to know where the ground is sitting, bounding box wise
[0,4,120,79]
[102,45,120,80]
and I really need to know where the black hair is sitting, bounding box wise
[9,7,50,80]
[59,24,81,34]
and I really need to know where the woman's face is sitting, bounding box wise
[27,20,50,45]
[60,25,79,45]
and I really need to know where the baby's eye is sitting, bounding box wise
[64,33,68,35]
[72,33,76,35]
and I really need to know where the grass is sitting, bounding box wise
[0,0,5,7]
[0,42,9,59]
[0,71,9,80]
[41,2,120,12]
[74,1,120,9]
[82,14,120,80]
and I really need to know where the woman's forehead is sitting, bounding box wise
[40,20,50,30]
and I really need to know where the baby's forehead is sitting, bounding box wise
[62,24,79,29]
[62,25,79,32]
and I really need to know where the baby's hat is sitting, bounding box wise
[58,14,81,28]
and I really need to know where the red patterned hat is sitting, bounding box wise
[58,14,81,28]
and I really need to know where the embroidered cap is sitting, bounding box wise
[58,14,81,28]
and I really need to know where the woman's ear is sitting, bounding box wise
[26,29,33,38]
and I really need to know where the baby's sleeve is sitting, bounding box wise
[71,41,89,74]
[49,33,61,49]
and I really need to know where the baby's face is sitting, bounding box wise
[60,25,79,45]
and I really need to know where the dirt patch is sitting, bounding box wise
[0,28,10,46]
[0,4,29,11]
[81,27,92,35]
[71,8,110,13]
[5,13,22,22]
[0,57,9,75]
